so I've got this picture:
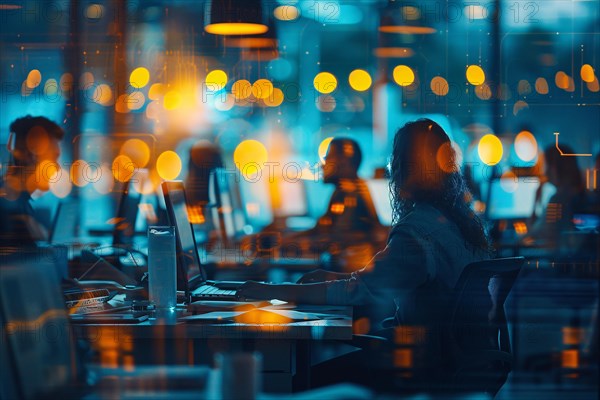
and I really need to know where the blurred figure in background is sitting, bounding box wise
[525,144,586,247]
[283,137,384,270]
[0,116,65,248]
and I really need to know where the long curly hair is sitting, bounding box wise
[388,119,491,253]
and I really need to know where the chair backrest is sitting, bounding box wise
[0,252,81,399]
[446,256,525,394]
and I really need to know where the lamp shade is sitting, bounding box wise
[205,0,268,35]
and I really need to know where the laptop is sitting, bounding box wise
[485,176,540,220]
[365,179,393,226]
[162,181,244,301]
[0,253,209,399]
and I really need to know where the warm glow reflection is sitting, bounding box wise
[379,26,435,34]
[215,93,235,111]
[313,72,337,94]
[514,131,538,162]
[80,71,94,87]
[120,139,150,168]
[518,80,531,95]
[373,47,414,58]
[580,64,595,83]
[94,164,115,194]
[205,70,228,92]
[156,151,182,180]
[535,77,549,94]
[205,23,268,35]
[318,137,334,164]
[513,100,529,116]
[232,79,252,100]
[130,67,150,89]
[44,79,58,96]
[163,90,182,110]
[348,69,372,92]
[430,76,449,96]
[112,155,135,182]
[233,140,268,179]
[587,76,599,92]
[393,65,414,87]
[466,65,485,85]
[252,79,274,99]
[26,69,42,89]
[478,134,503,166]
[33,160,60,192]
[316,95,336,112]
[115,94,130,113]
[475,83,492,100]
[60,73,74,92]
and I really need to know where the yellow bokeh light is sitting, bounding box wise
[318,137,334,164]
[478,134,503,166]
[274,5,299,21]
[205,23,268,35]
[264,87,284,107]
[580,64,595,83]
[466,65,485,86]
[148,83,165,100]
[163,90,182,110]
[535,77,549,94]
[93,83,113,106]
[205,69,228,92]
[392,65,415,87]
[233,140,268,179]
[514,130,538,162]
[252,79,274,99]
[112,154,136,182]
[348,69,372,92]
[232,79,252,100]
[130,67,150,89]
[26,69,42,89]
[156,151,182,180]
[313,72,337,94]
[120,139,150,168]
[70,159,90,187]
[430,76,449,96]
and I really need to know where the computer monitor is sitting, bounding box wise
[272,179,309,218]
[161,181,205,293]
[112,179,142,248]
[209,169,237,243]
[486,177,540,220]
[49,200,80,244]
[366,179,393,226]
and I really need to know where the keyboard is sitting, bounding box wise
[192,284,238,298]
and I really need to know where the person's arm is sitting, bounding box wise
[238,226,431,306]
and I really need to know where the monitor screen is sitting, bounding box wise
[273,179,308,218]
[366,179,393,226]
[113,179,142,247]
[161,181,204,289]
[487,177,540,220]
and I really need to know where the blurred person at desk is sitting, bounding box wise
[523,144,587,248]
[279,137,385,269]
[0,116,65,248]
[239,119,492,333]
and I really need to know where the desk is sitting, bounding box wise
[71,304,353,393]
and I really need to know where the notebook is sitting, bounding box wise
[162,181,244,301]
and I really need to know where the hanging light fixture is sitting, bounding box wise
[378,1,436,35]
[204,0,268,35]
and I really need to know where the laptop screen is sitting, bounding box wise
[161,181,205,292]
[486,177,540,220]
[365,179,393,226]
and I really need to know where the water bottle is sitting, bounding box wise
[148,226,176,310]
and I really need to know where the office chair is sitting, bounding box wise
[346,256,525,397]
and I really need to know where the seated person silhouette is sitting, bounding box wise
[525,144,587,248]
[239,119,492,384]
[0,116,65,248]
[279,138,384,266]
[184,141,223,243]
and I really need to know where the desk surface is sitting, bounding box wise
[71,304,353,341]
